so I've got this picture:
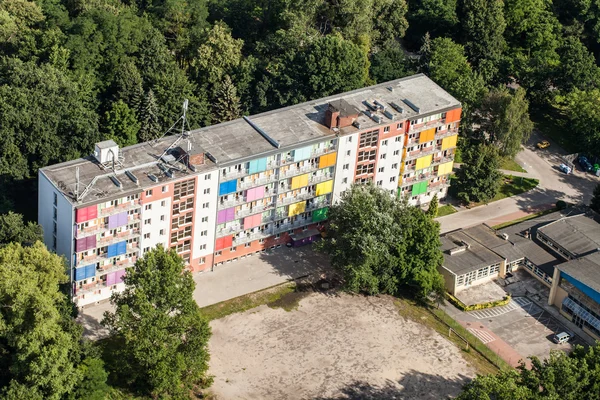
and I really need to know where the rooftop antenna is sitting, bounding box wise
[158,99,191,160]
[75,167,80,199]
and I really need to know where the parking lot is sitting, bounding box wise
[448,271,586,364]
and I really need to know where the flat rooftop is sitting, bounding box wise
[40,74,460,207]
[441,231,504,276]
[558,252,600,294]
[538,213,600,258]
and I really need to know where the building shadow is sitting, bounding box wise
[312,370,472,400]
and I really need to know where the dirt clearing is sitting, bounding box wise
[208,292,476,399]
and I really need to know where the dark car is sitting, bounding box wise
[578,155,593,172]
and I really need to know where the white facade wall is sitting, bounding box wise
[38,171,74,264]
[374,134,404,195]
[139,196,171,255]
[193,171,219,263]
[332,132,359,203]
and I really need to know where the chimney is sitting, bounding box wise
[325,106,340,129]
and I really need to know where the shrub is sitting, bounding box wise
[556,200,567,210]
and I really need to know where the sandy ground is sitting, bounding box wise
[208,293,475,400]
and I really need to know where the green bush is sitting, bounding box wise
[556,200,568,210]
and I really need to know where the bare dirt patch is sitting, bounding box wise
[207,292,476,399]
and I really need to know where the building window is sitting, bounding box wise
[356,163,374,175]
[397,123,403,129]
[174,179,195,200]
[357,150,377,162]
[202,202,209,208]
[393,150,400,156]
[201,216,208,222]
[383,127,390,134]
[161,200,166,207]
[199,244,206,250]
[160,215,165,221]
[231,246,236,252]
[392,163,398,169]
[204,188,210,194]
[343,164,349,170]
[245,243,251,248]
[342,178,348,184]
[205,174,211,180]
[53,193,57,206]
[215,251,222,256]
[359,130,379,148]
[201,230,208,236]
[145,189,153,196]
[159,229,164,235]
[376,180,383,186]
[380,153,386,160]
[145,204,152,211]
[390,177,396,182]
[144,218,151,225]
[144,233,150,239]
[346,150,351,156]
[378,167,384,173]
[162,186,168,193]
[52,235,57,250]
[395,136,402,142]
[347,136,352,143]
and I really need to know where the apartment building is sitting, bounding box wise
[38,74,461,306]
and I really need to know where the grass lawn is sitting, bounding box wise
[499,157,526,173]
[437,204,457,217]
[491,207,558,230]
[468,175,539,208]
[394,297,510,374]
[493,175,539,201]
[199,283,298,320]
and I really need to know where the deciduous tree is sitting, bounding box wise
[102,246,212,398]
[457,345,600,400]
[0,212,42,246]
[0,243,82,399]
[318,184,445,298]
[560,88,600,155]
[477,87,533,158]
[213,74,242,123]
[103,100,140,147]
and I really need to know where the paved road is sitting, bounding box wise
[438,131,598,233]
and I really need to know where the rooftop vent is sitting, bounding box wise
[390,102,404,113]
[374,100,386,111]
[94,140,119,164]
[403,98,420,113]
[383,110,395,120]
[449,246,467,255]
[125,170,139,185]
[148,174,158,183]
[109,175,122,189]
[461,240,471,249]
[499,233,509,241]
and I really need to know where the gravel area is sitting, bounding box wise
[208,292,476,399]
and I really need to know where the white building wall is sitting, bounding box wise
[193,170,219,262]
[332,133,359,203]
[375,134,404,195]
[38,171,74,264]
[139,196,171,255]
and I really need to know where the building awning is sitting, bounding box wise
[290,228,320,242]
[563,297,600,331]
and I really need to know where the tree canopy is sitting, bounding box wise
[0,242,106,399]
[457,345,600,400]
[453,144,503,204]
[318,184,445,298]
[102,246,212,398]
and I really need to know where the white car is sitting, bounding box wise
[559,164,571,174]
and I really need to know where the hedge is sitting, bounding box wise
[446,293,511,312]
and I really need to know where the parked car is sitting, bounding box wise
[559,163,572,174]
[553,331,571,344]
[537,140,550,149]
[578,155,593,172]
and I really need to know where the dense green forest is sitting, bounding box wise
[2,0,600,217]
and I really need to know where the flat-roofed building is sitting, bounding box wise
[38,74,462,306]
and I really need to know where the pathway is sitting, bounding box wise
[438,131,598,233]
